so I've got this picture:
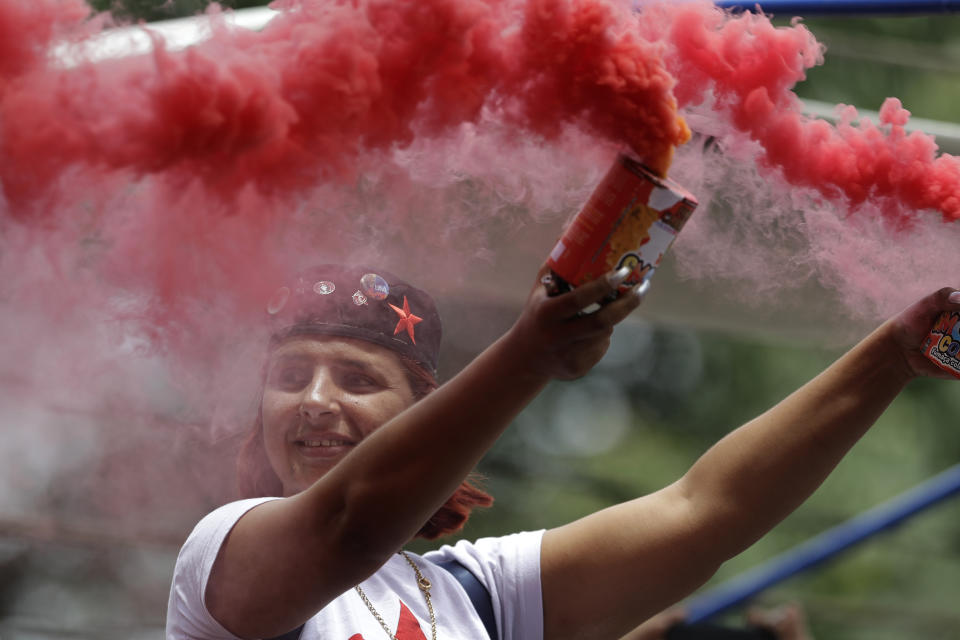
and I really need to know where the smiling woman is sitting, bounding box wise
[261,337,417,496]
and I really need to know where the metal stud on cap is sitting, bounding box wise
[360,273,389,300]
[313,281,336,295]
[352,291,368,306]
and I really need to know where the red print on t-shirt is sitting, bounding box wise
[348,600,428,640]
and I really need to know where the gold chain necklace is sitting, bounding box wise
[355,551,437,640]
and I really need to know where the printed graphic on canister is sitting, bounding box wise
[546,154,698,293]
[922,311,960,379]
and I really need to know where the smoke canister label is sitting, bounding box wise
[922,311,960,379]
[547,154,698,291]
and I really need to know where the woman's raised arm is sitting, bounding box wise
[540,287,960,640]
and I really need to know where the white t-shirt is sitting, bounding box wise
[166,497,545,640]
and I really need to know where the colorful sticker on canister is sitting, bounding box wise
[547,154,697,291]
[922,311,960,379]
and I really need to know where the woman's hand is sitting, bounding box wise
[880,287,960,381]
[504,264,647,380]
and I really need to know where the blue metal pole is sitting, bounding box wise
[684,463,960,623]
[715,0,960,15]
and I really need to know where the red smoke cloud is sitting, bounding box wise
[0,0,687,215]
[0,0,696,363]
[1,0,959,349]
[645,2,960,223]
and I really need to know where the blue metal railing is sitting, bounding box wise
[715,0,960,15]
[684,462,960,622]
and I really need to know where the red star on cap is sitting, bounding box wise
[389,296,423,344]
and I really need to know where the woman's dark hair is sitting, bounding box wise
[236,354,493,539]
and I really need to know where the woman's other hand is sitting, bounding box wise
[505,264,647,380]
[881,287,960,381]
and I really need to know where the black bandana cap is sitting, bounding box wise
[265,265,442,376]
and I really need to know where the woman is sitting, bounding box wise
[167,262,959,640]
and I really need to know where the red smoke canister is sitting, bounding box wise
[546,154,698,296]
[921,311,960,379]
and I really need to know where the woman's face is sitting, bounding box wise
[261,336,416,496]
